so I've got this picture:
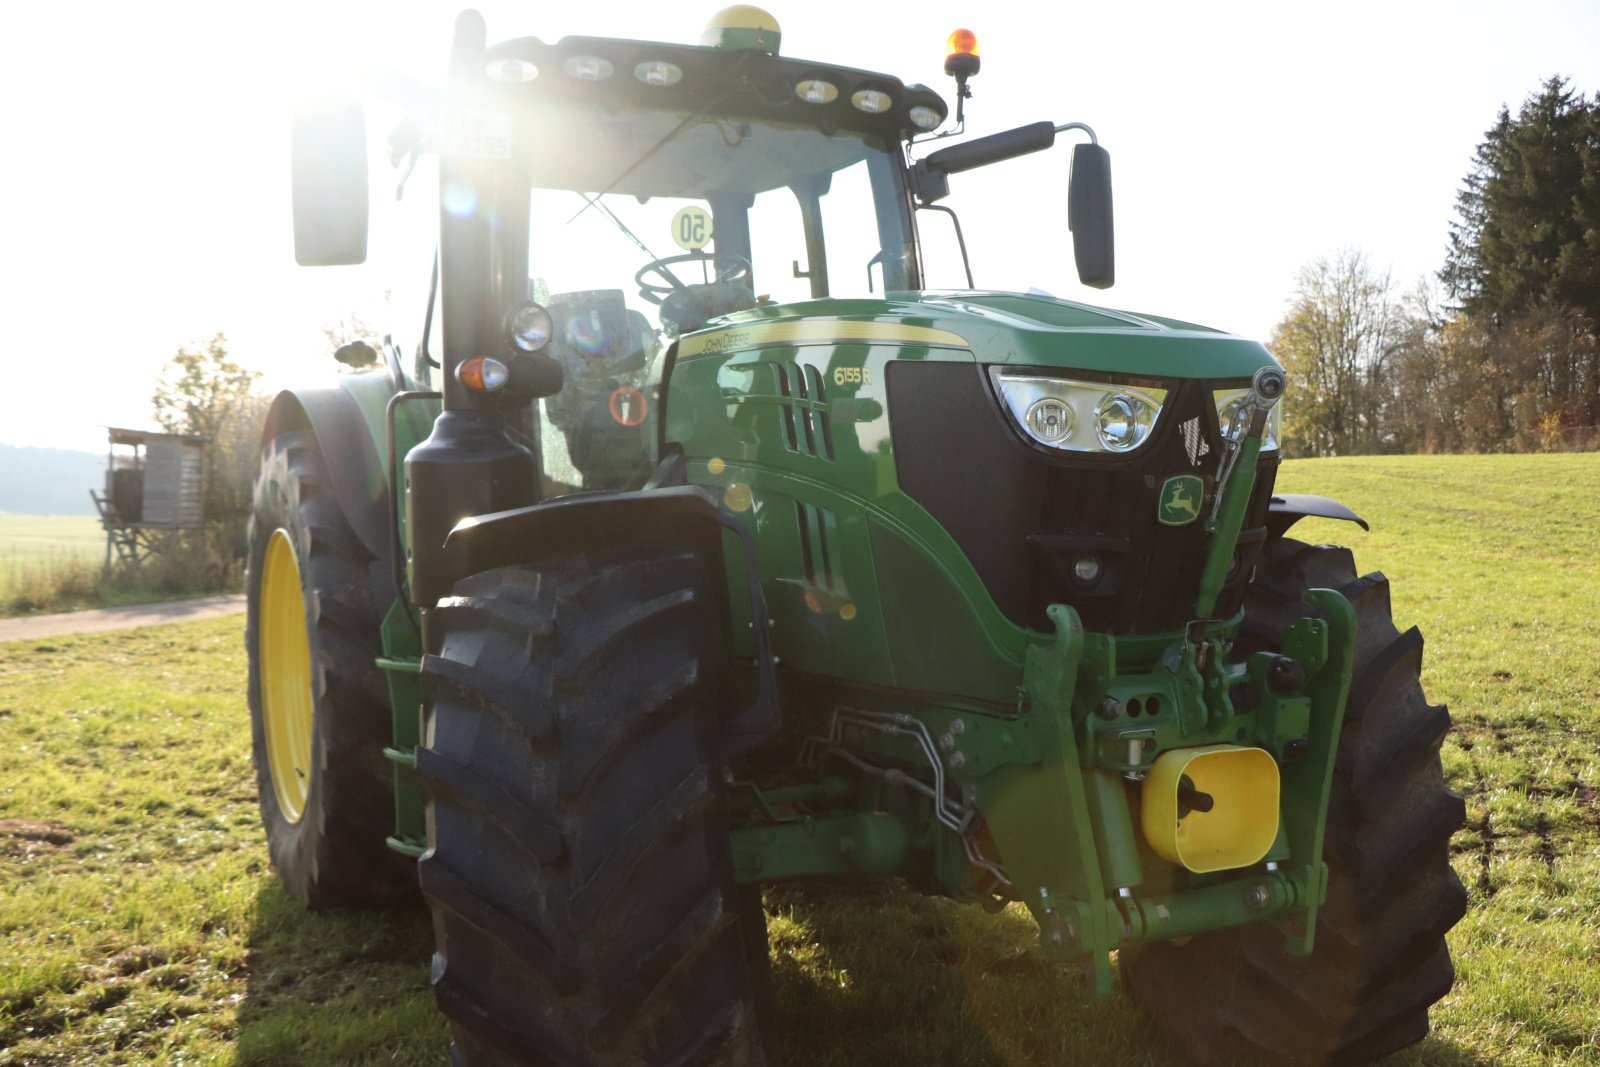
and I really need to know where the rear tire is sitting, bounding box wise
[1122,537,1467,1065]
[418,546,773,1066]
[246,428,415,907]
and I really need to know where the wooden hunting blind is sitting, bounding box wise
[91,427,207,566]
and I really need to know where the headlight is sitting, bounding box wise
[994,372,1168,454]
[506,302,554,353]
[1213,387,1282,451]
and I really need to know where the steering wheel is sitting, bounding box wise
[635,252,753,305]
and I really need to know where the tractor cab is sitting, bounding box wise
[303,8,948,493]
[464,38,934,489]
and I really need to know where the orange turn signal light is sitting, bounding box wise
[457,356,509,392]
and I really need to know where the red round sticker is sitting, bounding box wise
[609,386,648,427]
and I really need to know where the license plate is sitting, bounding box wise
[424,107,513,160]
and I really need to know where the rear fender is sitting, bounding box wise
[262,384,391,566]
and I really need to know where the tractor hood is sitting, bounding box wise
[680,291,1279,381]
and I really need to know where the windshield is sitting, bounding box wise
[515,106,914,493]
[525,103,913,315]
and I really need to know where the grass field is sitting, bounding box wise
[0,515,237,617]
[1,453,1597,1065]
[0,516,105,614]
[0,516,104,562]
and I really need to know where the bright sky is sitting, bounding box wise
[2,0,1596,454]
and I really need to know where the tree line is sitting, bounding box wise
[1272,77,1600,457]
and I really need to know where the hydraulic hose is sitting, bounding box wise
[1195,367,1286,618]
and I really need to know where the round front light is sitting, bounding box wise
[908,105,944,130]
[1073,556,1103,585]
[1025,397,1074,444]
[1095,393,1155,452]
[507,303,554,352]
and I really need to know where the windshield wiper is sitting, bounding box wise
[566,99,731,225]
[567,52,751,224]
[583,194,659,261]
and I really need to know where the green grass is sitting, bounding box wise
[0,515,239,617]
[0,516,104,615]
[1,453,1597,1065]
[0,515,104,562]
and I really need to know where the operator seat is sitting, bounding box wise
[660,279,758,336]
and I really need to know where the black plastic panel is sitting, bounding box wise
[887,361,1278,633]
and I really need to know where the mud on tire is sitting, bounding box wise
[246,429,416,907]
[418,546,773,1066]
[1121,537,1467,1065]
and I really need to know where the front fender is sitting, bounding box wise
[446,485,730,581]
[1266,493,1369,539]
[446,486,778,749]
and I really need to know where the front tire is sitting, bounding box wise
[418,546,773,1066]
[1122,537,1467,1064]
[246,429,415,907]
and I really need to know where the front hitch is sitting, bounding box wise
[975,581,1354,992]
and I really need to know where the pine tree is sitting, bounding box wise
[1442,77,1600,330]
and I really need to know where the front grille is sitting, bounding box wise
[887,361,1278,634]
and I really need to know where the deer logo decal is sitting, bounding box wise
[1158,475,1204,527]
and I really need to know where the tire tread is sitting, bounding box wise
[419,550,771,1066]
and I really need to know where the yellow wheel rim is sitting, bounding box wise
[260,528,314,824]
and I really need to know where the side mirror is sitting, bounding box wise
[1069,143,1114,289]
[291,97,369,266]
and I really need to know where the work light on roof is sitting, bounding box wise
[634,60,684,87]
[795,79,838,104]
[487,57,538,83]
[851,89,893,114]
[563,54,614,81]
[908,105,944,130]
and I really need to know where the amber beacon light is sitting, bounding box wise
[943,29,980,128]
[944,28,980,77]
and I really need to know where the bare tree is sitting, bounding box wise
[1269,250,1410,457]
[151,333,268,559]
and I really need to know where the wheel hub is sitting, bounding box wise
[259,528,314,824]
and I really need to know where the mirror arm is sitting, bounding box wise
[1054,121,1099,146]
[917,204,974,289]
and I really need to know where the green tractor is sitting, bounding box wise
[251,6,1465,1063]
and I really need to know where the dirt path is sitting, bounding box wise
[0,595,246,643]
